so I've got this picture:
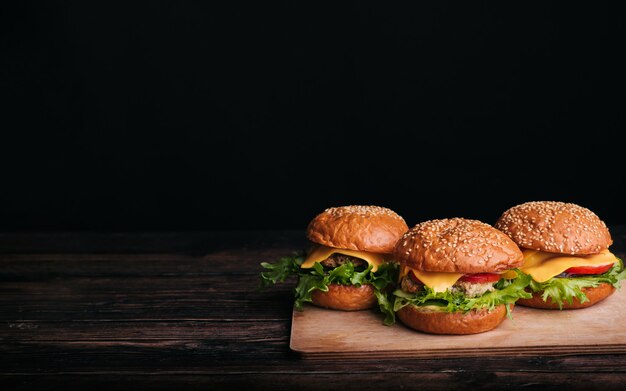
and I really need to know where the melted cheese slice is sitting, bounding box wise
[300,245,387,272]
[519,248,618,283]
[399,266,464,293]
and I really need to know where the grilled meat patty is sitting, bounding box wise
[400,275,496,298]
[320,253,369,269]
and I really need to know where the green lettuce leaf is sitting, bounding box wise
[259,252,305,289]
[388,270,532,325]
[525,257,626,309]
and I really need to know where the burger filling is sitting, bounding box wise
[320,254,369,269]
[259,251,399,314]
[513,248,626,308]
[400,275,423,294]
[400,275,495,297]
[450,280,496,298]
[524,258,626,309]
[380,270,533,325]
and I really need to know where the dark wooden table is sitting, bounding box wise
[2,228,626,390]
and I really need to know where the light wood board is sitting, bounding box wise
[290,287,626,359]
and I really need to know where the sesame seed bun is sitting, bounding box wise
[310,284,377,311]
[516,283,615,309]
[306,205,409,253]
[494,201,612,255]
[397,304,512,334]
[393,218,524,273]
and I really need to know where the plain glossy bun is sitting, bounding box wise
[306,205,409,253]
[397,304,511,334]
[393,218,524,273]
[517,283,615,309]
[310,284,377,311]
[495,201,612,255]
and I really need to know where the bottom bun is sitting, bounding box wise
[311,283,376,311]
[517,283,615,310]
[397,304,511,335]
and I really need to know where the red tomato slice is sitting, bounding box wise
[565,263,613,275]
[459,273,502,283]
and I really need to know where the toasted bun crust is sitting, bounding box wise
[306,205,409,253]
[495,201,612,255]
[393,218,523,273]
[517,283,615,309]
[397,304,511,334]
[310,283,377,311]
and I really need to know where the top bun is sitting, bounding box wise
[393,218,523,273]
[494,201,612,255]
[306,205,409,253]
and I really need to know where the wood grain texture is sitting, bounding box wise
[1,228,626,390]
[291,288,626,359]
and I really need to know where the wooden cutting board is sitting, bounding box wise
[290,287,626,359]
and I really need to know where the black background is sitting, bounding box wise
[1,2,624,232]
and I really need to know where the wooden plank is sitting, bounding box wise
[0,249,301,277]
[0,274,287,293]
[1,229,625,388]
[3,371,626,391]
[0,320,293,371]
[0,274,296,321]
[0,320,290,342]
[291,286,626,359]
[4,349,626,381]
[0,294,295,322]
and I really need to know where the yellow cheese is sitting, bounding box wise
[400,266,464,293]
[300,245,387,272]
[520,248,618,283]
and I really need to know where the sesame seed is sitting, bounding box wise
[323,205,404,220]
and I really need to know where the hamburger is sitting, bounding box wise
[495,201,626,309]
[260,205,408,317]
[385,218,531,334]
